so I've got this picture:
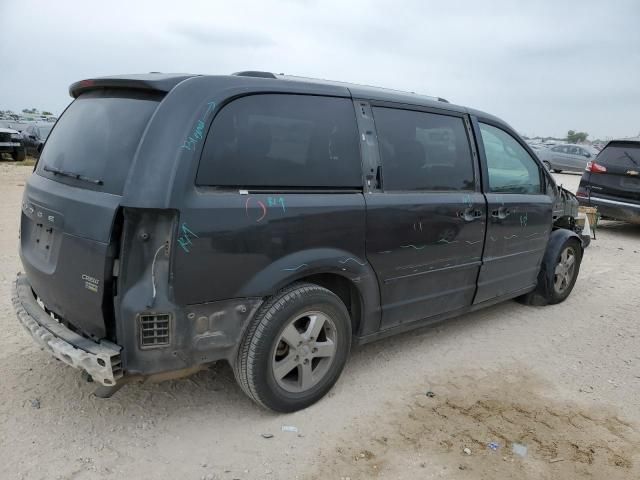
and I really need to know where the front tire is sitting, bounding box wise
[518,237,582,306]
[234,283,352,412]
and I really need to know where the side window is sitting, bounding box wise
[479,123,542,194]
[372,107,474,191]
[551,146,562,153]
[197,94,361,188]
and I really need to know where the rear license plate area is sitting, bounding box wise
[32,222,56,259]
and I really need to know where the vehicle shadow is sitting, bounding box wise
[75,299,517,420]
[596,220,640,240]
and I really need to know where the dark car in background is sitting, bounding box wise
[0,126,26,161]
[19,123,54,158]
[577,139,640,224]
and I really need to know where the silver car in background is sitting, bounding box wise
[537,144,600,173]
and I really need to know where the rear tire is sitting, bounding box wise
[11,147,26,162]
[518,237,582,306]
[234,283,352,412]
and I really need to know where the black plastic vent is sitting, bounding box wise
[138,313,171,348]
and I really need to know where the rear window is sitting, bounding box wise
[196,94,362,188]
[37,89,161,194]
[596,142,640,168]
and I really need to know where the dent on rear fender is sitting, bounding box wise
[237,248,375,297]
[236,248,383,337]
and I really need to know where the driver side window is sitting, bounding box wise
[479,123,542,194]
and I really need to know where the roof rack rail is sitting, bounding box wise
[230,71,450,103]
[232,71,277,79]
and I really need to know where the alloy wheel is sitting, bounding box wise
[272,311,337,393]
[554,246,576,294]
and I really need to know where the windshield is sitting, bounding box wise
[584,146,600,156]
[39,125,53,139]
[37,89,161,194]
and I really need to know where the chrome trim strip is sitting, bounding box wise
[589,196,640,209]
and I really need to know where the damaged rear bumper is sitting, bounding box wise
[12,273,123,386]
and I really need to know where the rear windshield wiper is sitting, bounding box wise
[619,151,639,167]
[43,165,103,185]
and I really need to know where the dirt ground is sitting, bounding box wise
[0,166,638,480]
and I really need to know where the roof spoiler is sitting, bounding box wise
[69,73,196,98]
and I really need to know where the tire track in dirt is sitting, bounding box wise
[312,370,640,479]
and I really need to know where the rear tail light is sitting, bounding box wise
[586,161,607,173]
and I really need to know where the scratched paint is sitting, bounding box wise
[282,263,308,272]
[177,223,198,253]
[267,196,286,212]
[245,197,267,223]
[179,101,216,151]
[504,234,518,240]
[520,212,528,227]
[245,196,286,222]
[378,250,392,254]
[401,244,427,250]
[465,240,481,245]
[437,238,459,244]
[338,257,367,266]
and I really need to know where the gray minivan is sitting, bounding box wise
[13,72,584,411]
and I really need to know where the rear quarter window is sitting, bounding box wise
[37,89,161,195]
[196,94,362,188]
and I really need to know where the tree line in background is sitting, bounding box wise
[524,130,602,144]
[0,108,55,117]
[566,130,588,143]
[21,108,54,116]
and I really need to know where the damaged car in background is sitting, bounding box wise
[13,72,587,412]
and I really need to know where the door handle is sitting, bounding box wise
[458,207,483,222]
[491,207,510,220]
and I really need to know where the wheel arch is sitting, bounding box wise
[546,228,584,260]
[293,272,363,336]
[236,248,382,337]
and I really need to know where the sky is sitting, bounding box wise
[1,0,639,140]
